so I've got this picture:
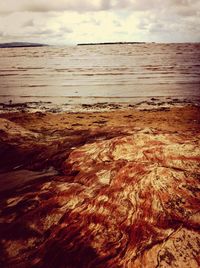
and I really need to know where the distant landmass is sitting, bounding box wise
[77,42,147,46]
[0,42,48,48]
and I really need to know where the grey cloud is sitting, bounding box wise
[167,0,200,16]
[32,29,54,35]
[31,26,73,37]
[33,27,71,35]
[113,0,163,11]
[0,0,176,14]
[169,0,198,7]
[0,0,199,14]
[101,0,111,10]
[23,4,51,13]
[137,21,148,30]
[114,0,132,9]
[23,19,34,27]
[0,0,102,13]
[82,18,101,26]
[59,26,73,33]
[149,23,167,33]
[115,0,200,13]
[175,7,198,16]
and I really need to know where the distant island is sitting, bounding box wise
[77,42,147,46]
[0,42,48,48]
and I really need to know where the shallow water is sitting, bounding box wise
[0,43,200,104]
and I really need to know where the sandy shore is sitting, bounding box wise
[0,105,199,172]
[0,105,200,267]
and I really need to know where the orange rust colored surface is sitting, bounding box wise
[0,106,200,267]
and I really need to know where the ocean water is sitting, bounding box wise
[0,43,200,104]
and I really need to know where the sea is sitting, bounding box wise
[0,43,200,109]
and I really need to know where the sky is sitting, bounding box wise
[0,0,199,45]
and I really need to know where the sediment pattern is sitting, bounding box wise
[0,129,200,267]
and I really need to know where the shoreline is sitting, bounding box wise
[0,96,200,114]
[1,41,200,267]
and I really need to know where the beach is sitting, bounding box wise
[1,0,200,262]
[0,102,200,267]
[0,42,200,267]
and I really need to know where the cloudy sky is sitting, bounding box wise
[0,0,199,44]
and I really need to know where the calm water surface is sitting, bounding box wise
[0,43,199,104]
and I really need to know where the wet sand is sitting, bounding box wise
[0,105,200,267]
[0,96,200,114]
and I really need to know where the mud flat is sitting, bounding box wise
[0,105,200,267]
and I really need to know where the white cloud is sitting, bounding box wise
[0,0,199,44]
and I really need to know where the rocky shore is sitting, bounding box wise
[0,106,200,267]
[0,97,199,114]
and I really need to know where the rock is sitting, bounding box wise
[0,129,199,267]
[0,118,39,142]
[0,167,58,192]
